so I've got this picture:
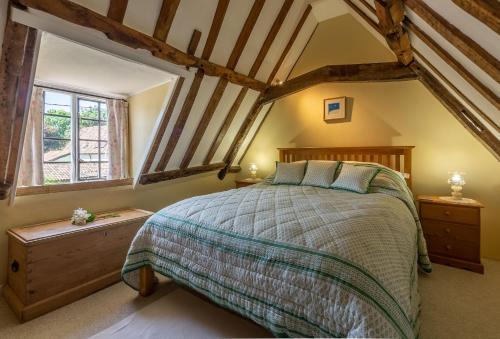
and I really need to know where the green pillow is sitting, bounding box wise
[300,160,340,188]
[331,163,379,193]
[272,161,307,185]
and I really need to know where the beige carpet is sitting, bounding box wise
[1,259,499,339]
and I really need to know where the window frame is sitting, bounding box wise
[40,88,112,186]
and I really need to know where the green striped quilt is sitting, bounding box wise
[122,166,431,338]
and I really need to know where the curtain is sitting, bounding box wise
[107,99,129,179]
[18,87,44,186]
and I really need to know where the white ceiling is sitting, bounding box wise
[35,32,174,97]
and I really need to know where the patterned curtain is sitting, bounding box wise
[18,87,44,186]
[107,99,129,179]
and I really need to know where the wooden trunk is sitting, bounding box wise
[3,208,153,321]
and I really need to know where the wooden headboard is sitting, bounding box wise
[278,146,414,188]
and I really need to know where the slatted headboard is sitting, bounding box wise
[278,146,414,188]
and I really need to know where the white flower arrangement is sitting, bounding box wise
[71,208,96,226]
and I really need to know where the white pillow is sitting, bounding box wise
[300,160,340,188]
[272,161,307,185]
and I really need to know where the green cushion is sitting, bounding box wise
[300,160,340,188]
[272,161,307,185]
[330,163,379,193]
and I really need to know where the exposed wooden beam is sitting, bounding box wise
[451,0,499,34]
[405,0,500,83]
[404,18,500,110]
[186,29,201,56]
[374,0,413,65]
[107,0,128,23]
[352,0,500,110]
[14,0,266,92]
[344,0,382,33]
[140,162,226,184]
[201,0,230,60]
[155,70,204,171]
[142,77,185,174]
[413,49,499,132]
[218,4,313,178]
[267,4,312,85]
[0,18,38,200]
[203,1,294,166]
[203,87,248,165]
[411,61,499,159]
[261,62,417,104]
[153,0,180,41]
[154,0,231,172]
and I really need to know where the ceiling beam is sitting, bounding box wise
[411,61,499,159]
[405,0,500,83]
[154,0,231,172]
[451,0,499,34]
[179,0,265,169]
[203,0,294,166]
[352,0,500,110]
[141,76,185,174]
[107,0,128,23]
[261,62,417,104]
[13,0,267,92]
[218,4,313,179]
[0,19,38,200]
[374,0,413,65]
[140,162,226,185]
[153,0,180,42]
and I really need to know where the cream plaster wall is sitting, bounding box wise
[240,14,500,260]
[0,82,235,284]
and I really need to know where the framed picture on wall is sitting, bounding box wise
[324,97,346,122]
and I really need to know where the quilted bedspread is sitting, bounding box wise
[122,167,431,338]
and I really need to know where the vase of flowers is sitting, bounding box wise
[71,208,96,226]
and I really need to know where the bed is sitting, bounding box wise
[122,146,431,338]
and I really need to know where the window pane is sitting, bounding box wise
[99,121,108,141]
[43,115,71,141]
[43,138,71,185]
[100,161,108,179]
[79,118,99,140]
[44,91,71,116]
[79,162,102,180]
[79,99,99,120]
[79,140,100,162]
[100,140,108,162]
[100,103,108,121]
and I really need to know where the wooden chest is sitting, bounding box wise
[3,208,153,321]
[418,195,483,273]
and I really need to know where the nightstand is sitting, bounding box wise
[235,178,264,188]
[417,195,484,273]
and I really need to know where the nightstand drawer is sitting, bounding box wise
[420,203,479,225]
[425,236,480,262]
[422,219,479,244]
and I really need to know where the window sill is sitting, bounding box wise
[16,178,134,196]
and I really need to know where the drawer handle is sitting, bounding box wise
[445,228,451,234]
[446,244,452,251]
[444,211,451,216]
[11,260,19,273]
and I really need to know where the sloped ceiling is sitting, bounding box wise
[3,0,499,198]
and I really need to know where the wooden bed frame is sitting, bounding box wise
[138,146,415,296]
[279,146,414,187]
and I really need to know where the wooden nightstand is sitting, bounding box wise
[417,195,484,273]
[235,178,264,188]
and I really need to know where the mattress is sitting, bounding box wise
[122,167,431,338]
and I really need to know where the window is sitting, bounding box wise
[42,90,109,185]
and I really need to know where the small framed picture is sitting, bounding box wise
[324,96,346,122]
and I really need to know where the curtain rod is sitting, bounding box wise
[34,84,128,101]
